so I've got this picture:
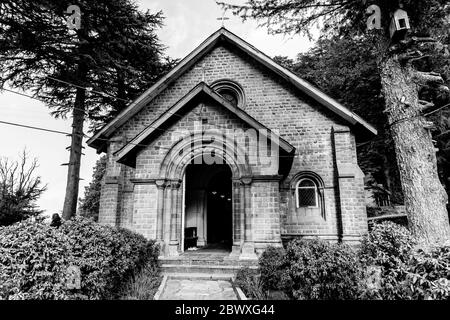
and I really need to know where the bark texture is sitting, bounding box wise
[62,86,86,220]
[380,57,450,244]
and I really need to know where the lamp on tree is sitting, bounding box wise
[389,9,411,41]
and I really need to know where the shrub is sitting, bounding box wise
[361,221,415,268]
[359,221,416,299]
[259,246,291,292]
[285,239,363,300]
[235,267,266,300]
[119,261,162,300]
[0,217,159,300]
[403,245,450,300]
[0,220,72,299]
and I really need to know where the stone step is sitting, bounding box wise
[159,258,258,267]
[160,263,258,275]
[164,273,236,281]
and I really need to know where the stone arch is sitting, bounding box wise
[158,130,252,181]
[157,130,253,256]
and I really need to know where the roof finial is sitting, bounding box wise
[217,8,230,27]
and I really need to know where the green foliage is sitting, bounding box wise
[360,222,450,300]
[361,221,416,267]
[0,0,173,130]
[258,246,291,292]
[404,245,450,300]
[235,267,266,300]
[0,220,72,299]
[360,221,415,299]
[0,217,159,300]
[285,239,364,300]
[78,156,107,221]
[119,261,162,300]
[0,151,46,226]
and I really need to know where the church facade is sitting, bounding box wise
[87,28,377,259]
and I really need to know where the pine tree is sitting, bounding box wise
[0,0,172,219]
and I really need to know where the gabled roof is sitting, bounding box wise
[115,82,295,166]
[87,27,377,151]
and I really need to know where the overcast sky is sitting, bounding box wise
[0,0,314,215]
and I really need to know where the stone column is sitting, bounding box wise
[229,180,242,258]
[240,177,257,260]
[98,136,125,227]
[155,179,166,252]
[168,180,181,256]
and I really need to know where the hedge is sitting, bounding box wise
[0,217,159,300]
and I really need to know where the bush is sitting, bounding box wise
[285,239,363,300]
[119,261,162,300]
[403,245,450,300]
[361,221,415,268]
[259,246,291,292]
[0,220,72,299]
[0,217,159,300]
[360,221,450,300]
[359,221,415,299]
[235,267,266,300]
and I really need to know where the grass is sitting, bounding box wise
[119,262,163,300]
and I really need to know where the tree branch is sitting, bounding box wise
[413,71,445,87]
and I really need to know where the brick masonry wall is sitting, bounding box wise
[98,42,369,243]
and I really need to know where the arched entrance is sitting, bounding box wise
[157,131,255,257]
[184,163,233,251]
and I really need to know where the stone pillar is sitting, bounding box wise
[163,183,173,255]
[333,127,368,244]
[168,180,181,256]
[98,136,125,226]
[155,179,166,252]
[229,180,242,258]
[240,177,257,260]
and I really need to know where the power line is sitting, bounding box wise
[47,76,130,102]
[0,120,77,136]
[0,119,303,156]
[1,87,89,116]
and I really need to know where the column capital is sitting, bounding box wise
[240,176,252,185]
[155,179,166,189]
[167,179,182,189]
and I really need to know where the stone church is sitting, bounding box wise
[87,28,377,260]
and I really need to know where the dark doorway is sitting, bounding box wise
[206,167,232,248]
[184,163,232,251]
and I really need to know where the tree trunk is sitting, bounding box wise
[62,85,86,220]
[380,57,450,244]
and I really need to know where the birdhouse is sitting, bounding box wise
[389,9,410,40]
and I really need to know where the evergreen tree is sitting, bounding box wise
[0,0,172,219]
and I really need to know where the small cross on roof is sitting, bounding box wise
[217,9,230,27]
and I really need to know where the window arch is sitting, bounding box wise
[290,172,326,219]
[296,178,318,208]
[211,79,245,108]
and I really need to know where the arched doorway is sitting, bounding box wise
[184,163,233,251]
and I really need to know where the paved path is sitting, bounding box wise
[158,278,238,300]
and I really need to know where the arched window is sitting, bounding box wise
[211,79,245,108]
[291,172,326,219]
[296,178,318,208]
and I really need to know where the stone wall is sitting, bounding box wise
[97,42,369,249]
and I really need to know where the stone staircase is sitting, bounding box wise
[159,250,258,279]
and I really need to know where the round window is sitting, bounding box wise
[211,80,245,108]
